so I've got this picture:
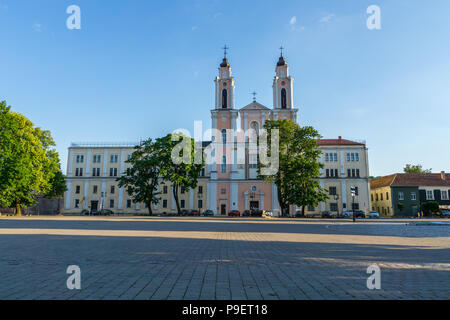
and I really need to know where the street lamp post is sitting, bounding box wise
[350,186,356,222]
[334,194,340,217]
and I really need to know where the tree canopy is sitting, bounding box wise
[116,139,161,215]
[0,101,64,215]
[259,119,328,216]
[404,164,432,174]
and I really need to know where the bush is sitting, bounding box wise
[422,201,440,216]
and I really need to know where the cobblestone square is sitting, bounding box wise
[0,216,448,300]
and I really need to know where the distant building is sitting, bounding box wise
[370,172,450,216]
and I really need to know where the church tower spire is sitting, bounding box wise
[215,45,235,109]
[273,46,294,109]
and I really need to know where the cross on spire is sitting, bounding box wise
[222,45,229,58]
[251,91,257,102]
[279,45,284,57]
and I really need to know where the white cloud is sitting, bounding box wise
[289,16,305,31]
[319,14,335,23]
[289,16,297,25]
[32,23,43,32]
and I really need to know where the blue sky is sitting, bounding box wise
[1,0,449,177]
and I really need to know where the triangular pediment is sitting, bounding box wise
[240,101,271,111]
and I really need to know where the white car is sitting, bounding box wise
[343,210,354,217]
[263,211,273,217]
[369,211,380,219]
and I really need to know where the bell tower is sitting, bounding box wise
[273,47,294,110]
[215,45,235,109]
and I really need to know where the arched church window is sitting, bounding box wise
[281,88,287,109]
[221,129,227,144]
[222,89,228,108]
[250,121,259,135]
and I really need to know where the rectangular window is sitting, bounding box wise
[109,199,114,209]
[398,192,405,201]
[180,200,185,208]
[329,187,337,196]
[325,153,329,162]
[326,169,330,177]
[126,199,132,208]
[371,194,374,202]
[76,155,84,163]
[221,188,227,195]
[110,154,119,163]
[376,193,379,201]
[198,199,203,209]
[93,155,101,163]
[355,153,359,162]
[75,168,83,177]
[386,192,389,201]
[347,169,351,177]
[181,187,185,194]
[163,199,168,208]
[441,191,448,200]
[198,186,203,194]
[200,168,205,177]
[411,192,417,201]
[93,186,98,194]
[163,186,168,194]
[333,153,338,162]
[355,187,359,196]
[74,199,80,208]
[330,203,338,212]
[351,153,355,162]
[110,186,115,194]
[426,190,434,200]
[75,186,81,194]
[346,153,351,162]
[110,168,118,177]
[356,169,360,178]
[380,193,383,201]
[92,168,100,177]
[335,169,339,177]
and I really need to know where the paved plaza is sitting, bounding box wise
[0,216,448,300]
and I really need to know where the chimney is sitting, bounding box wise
[338,136,342,140]
[441,171,446,180]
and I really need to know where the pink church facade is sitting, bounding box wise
[206,53,298,216]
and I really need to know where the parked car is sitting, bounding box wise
[242,210,250,217]
[180,209,189,216]
[188,210,201,216]
[100,209,113,216]
[321,211,333,218]
[264,211,273,217]
[250,210,264,217]
[369,211,380,219]
[80,209,89,216]
[343,210,354,218]
[90,210,100,216]
[354,210,366,218]
[441,210,450,217]
[204,210,214,216]
[228,210,241,217]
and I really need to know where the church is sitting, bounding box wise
[63,50,371,217]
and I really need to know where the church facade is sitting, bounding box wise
[63,52,371,216]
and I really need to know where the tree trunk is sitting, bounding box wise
[302,205,306,217]
[147,204,153,216]
[15,202,22,217]
[277,187,288,217]
[173,184,181,215]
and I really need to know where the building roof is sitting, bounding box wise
[240,101,271,111]
[220,57,230,68]
[317,136,365,146]
[277,55,287,67]
[370,173,450,189]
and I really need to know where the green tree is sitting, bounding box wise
[155,133,204,215]
[116,139,161,215]
[45,169,68,214]
[422,201,439,216]
[259,119,328,216]
[0,101,62,215]
[404,164,432,174]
